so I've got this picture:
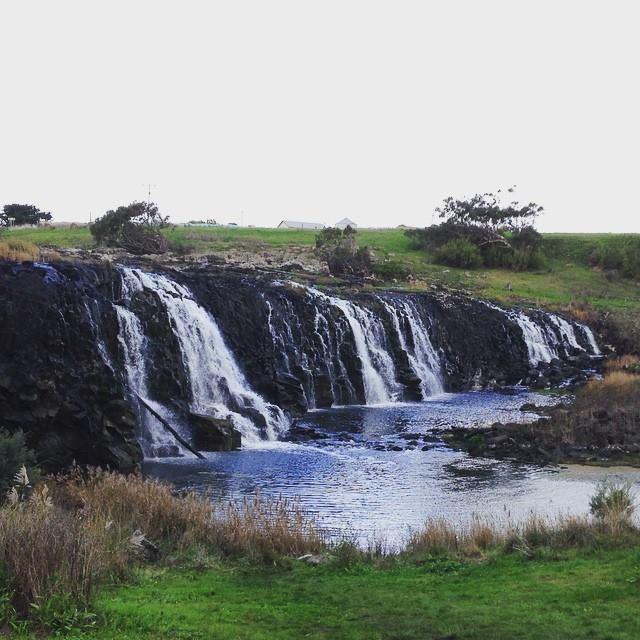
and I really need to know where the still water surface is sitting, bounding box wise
[145,390,640,545]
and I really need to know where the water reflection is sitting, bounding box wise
[144,390,640,546]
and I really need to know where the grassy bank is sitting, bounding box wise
[1,469,640,638]
[5,226,640,311]
[89,549,640,640]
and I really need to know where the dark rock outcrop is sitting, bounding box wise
[0,262,142,471]
[0,260,601,471]
[189,413,241,451]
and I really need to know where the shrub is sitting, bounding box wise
[0,204,52,227]
[315,226,372,276]
[589,479,635,523]
[432,238,482,269]
[90,202,169,255]
[0,430,40,498]
[591,237,640,279]
[407,219,545,271]
[372,260,412,281]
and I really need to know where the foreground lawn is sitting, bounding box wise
[88,550,640,640]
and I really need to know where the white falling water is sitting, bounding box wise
[549,314,583,351]
[379,298,443,397]
[581,325,602,355]
[115,303,185,457]
[306,287,401,404]
[122,268,288,442]
[401,300,444,396]
[512,312,557,366]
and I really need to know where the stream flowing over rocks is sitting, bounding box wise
[0,261,601,471]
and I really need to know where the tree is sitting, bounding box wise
[90,201,169,254]
[315,225,372,276]
[406,188,545,271]
[0,204,53,227]
[435,187,544,231]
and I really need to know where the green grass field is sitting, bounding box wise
[5,226,640,310]
[83,549,640,639]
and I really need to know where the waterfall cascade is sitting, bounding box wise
[326,294,401,404]
[115,302,186,456]
[378,298,443,397]
[109,268,602,456]
[118,268,288,445]
[268,283,442,406]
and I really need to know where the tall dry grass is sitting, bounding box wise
[0,470,326,616]
[60,469,326,557]
[0,239,40,261]
[407,510,638,559]
[605,355,640,374]
[0,486,116,612]
[407,481,637,558]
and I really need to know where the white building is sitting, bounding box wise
[335,217,357,230]
[277,220,325,230]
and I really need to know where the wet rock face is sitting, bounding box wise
[178,271,554,412]
[0,261,599,470]
[0,262,142,472]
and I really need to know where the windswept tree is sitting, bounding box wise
[436,187,544,231]
[407,188,545,270]
[90,201,169,255]
[0,204,53,227]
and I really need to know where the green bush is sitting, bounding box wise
[315,226,372,276]
[433,238,482,269]
[0,430,40,498]
[591,237,640,279]
[372,260,412,281]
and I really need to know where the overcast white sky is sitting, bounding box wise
[1,1,638,231]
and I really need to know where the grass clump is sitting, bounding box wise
[590,479,635,523]
[0,239,40,261]
[407,491,638,562]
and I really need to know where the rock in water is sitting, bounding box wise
[189,413,242,451]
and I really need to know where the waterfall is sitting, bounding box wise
[307,287,401,404]
[581,325,602,356]
[120,268,288,442]
[481,301,558,367]
[379,298,443,397]
[485,300,601,366]
[549,314,583,351]
[115,303,185,457]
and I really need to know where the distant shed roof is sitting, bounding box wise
[335,217,357,228]
[277,220,326,230]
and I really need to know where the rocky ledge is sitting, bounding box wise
[444,403,640,467]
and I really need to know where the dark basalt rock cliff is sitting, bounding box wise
[0,262,141,472]
[0,260,599,471]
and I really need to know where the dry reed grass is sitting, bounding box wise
[0,470,326,615]
[0,486,115,612]
[605,355,640,374]
[60,469,326,558]
[407,498,637,559]
[0,468,638,623]
[0,239,40,262]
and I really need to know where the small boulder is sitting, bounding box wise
[189,413,241,451]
